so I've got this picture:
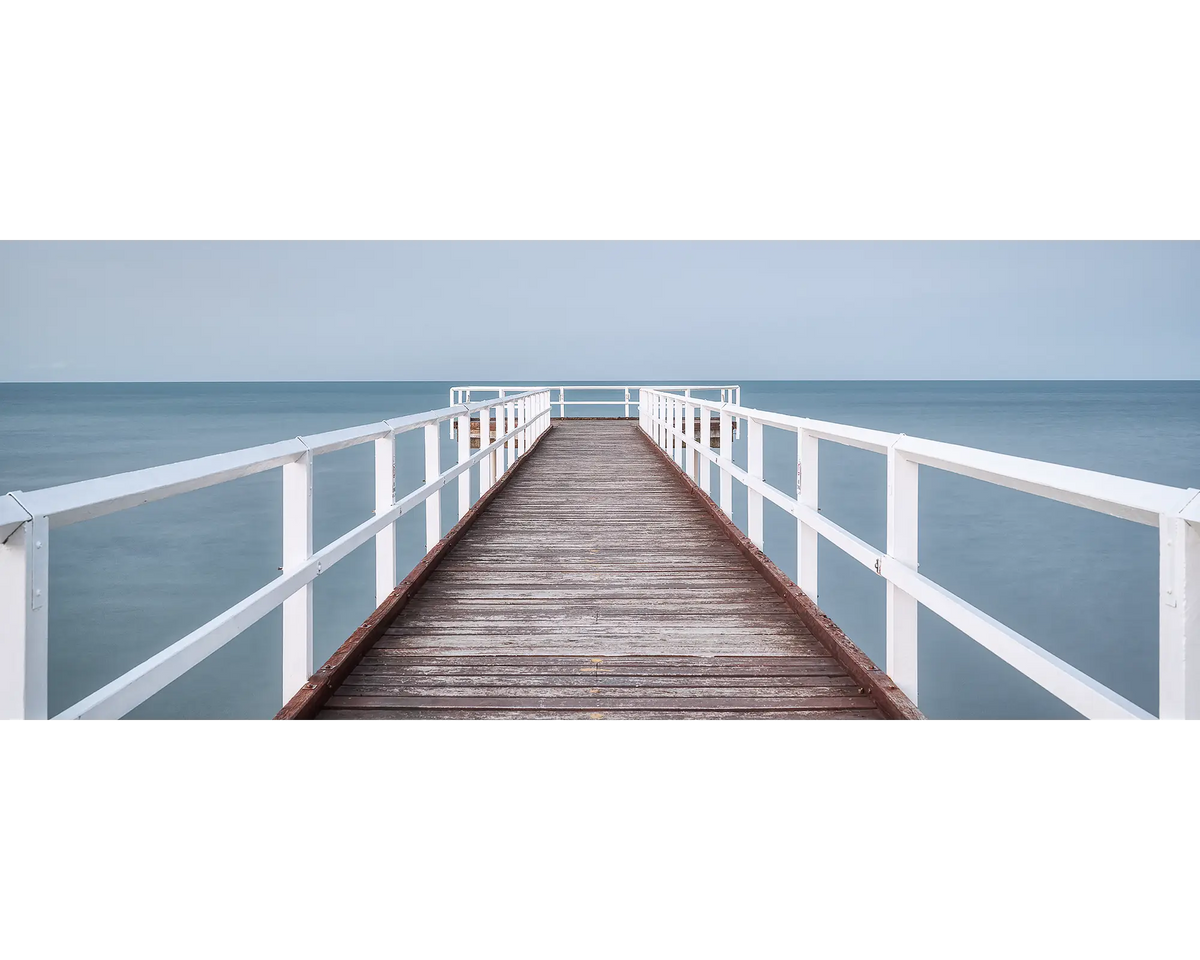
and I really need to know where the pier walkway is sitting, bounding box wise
[5,383,1195,720]
[282,419,917,719]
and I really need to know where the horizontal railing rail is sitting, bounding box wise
[0,389,554,719]
[452,384,741,420]
[640,388,1200,720]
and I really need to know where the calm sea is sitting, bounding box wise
[2,381,1197,720]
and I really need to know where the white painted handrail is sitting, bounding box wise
[0,389,553,719]
[0,495,32,542]
[641,388,1200,720]
[452,384,741,421]
[651,393,1192,523]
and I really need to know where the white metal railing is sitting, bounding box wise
[640,388,1200,720]
[452,384,741,422]
[0,389,554,719]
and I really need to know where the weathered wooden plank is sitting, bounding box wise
[406,597,792,608]
[394,601,809,615]
[348,654,840,666]
[332,683,863,698]
[338,674,859,689]
[369,640,834,658]
[355,652,844,667]
[318,708,887,720]
[323,694,880,711]
[422,575,773,586]
[381,625,822,639]
[391,621,813,633]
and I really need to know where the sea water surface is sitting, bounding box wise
[2,381,1197,720]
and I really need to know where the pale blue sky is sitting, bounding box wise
[1,242,1196,381]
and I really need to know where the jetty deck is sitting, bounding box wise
[283,420,918,719]
[7,382,1191,720]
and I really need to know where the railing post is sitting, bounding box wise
[1160,502,1200,718]
[719,410,732,517]
[797,428,819,597]
[493,405,502,479]
[747,418,764,549]
[0,515,49,719]
[666,396,672,455]
[678,398,686,469]
[514,398,523,460]
[684,393,695,480]
[496,388,507,479]
[479,405,493,494]
[559,387,566,418]
[886,438,919,703]
[625,387,630,419]
[498,401,506,470]
[495,401,507,477]
[457,410,470,519]
[699,404,711,495]
[683,389,693,480]
[678,396,687,470]
[282,448,313,702]
[506,399,516,469]
[374,433,397,607]
[425,422,440,552]
[672,398,682,467]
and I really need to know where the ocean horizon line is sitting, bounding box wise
[3,377,1199,386]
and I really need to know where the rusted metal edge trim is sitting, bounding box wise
[276,425,556,720]
[637,431,923,720]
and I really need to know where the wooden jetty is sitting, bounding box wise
[280,420,918,719]
[5,383,1194,720]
